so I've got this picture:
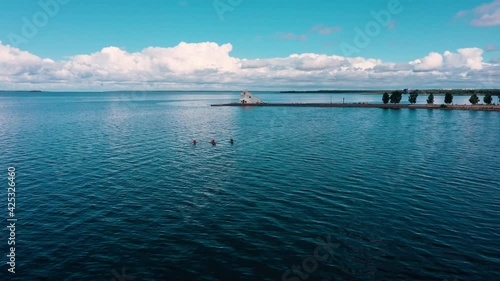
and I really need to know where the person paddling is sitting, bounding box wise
[193,139,197,145]
[230,138,234,145]
[211,139,217,145]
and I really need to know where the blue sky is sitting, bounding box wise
[0,0,499,90]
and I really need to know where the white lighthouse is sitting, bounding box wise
[239,91,263,104]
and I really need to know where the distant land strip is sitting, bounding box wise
[211,103,500,111]
[1,89,500,95]
[280,89,500,95]
[0,90,43,92]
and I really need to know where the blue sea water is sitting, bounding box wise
[0,91,499,281]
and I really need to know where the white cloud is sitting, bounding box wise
[444,48,484,70]
[276,33,307,41]
[0,41,498,90]
[472,9,500,26]
[0,42,53,77]
[411,48,484,72]
[65,42,240,77]
[411,52,443,71]
[457,0,500,26]
[310,25,341,35]
[454,10,468,19]
[484,43,499,52]
[241,53,380,72]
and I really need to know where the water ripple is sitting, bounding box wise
[0,92,499,280]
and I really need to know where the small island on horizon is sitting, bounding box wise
[0,90,43,93]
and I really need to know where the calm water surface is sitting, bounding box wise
[0,92,499,281]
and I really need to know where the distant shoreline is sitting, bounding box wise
[280,90,384,94]
[1,89,500,95]
[211,103,500,111]
[0,90,43,93]
[280,89,500,96]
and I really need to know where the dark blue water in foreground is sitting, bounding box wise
[0,92,499,281]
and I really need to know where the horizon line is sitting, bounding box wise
[2,88,500,93]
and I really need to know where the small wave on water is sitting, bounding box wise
[0,92,499,280]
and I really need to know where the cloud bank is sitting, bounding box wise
[0,41,498,91]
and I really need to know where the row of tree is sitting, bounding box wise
[382,91,500,105]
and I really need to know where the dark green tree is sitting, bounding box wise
[483,93,492,105]
[390,91,403,104]
[427,93,434,104]
[469,93,480,105]
[408,91,419,104]
[444,93,453,105]
[382,92,390,104]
